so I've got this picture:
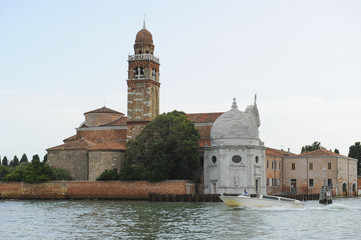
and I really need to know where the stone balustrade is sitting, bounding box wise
[128,54,159,63]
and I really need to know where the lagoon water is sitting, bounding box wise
[1,198,361,240]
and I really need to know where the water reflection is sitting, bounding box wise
[1,198,361,239]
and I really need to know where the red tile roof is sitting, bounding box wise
[79,122,88,128]
[266,147,298,157]
[187,112,223,123]
[88,141,127,151]
[47,138,97,151]
[300,148,346,157]
[63,135,77,142]
[84,107,124,115]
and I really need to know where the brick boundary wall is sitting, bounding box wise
[0,180,194,200]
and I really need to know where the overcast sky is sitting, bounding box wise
[1,0,360,160]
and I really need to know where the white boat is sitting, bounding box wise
[220,194,305,209]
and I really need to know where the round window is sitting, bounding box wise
[255,156,259,163]
[232,155,242,163]
[212,156,217,163]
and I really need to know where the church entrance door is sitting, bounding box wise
[255,179,259,193]
[212,182,217,194]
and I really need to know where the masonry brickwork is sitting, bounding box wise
[88,151,125,181]
[265,148,289,195]
[0,180,194,199]
[48,149,89,180]
[77,128,127,143]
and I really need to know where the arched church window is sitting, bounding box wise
[232,155,242,163]
[211,156,217,163]
[255,156,259,163]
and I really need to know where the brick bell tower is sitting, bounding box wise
[127,21,160,140]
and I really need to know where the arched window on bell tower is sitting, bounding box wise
[135,67,144,79]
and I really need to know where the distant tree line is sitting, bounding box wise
[0,153,71,183]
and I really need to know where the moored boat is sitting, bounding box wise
[220,194,305,209]
[319,168,332,205]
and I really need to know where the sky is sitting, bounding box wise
[1,0,361,160]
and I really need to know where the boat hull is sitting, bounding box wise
[220,195,304,209]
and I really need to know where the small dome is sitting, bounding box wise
[135,28,153,44]
[210,99,259,143]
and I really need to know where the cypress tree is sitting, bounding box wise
[348,142,361,175]
[2,156,8,167]
[43,154,48,164]
[20,154,28,163]
[32,154,40,163]
[13,155,19,167]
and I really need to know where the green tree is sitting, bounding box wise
[0,165,10,181]
[120,110,200,182]
[301,141,324,153]
[4,157,53,183]
[13,155,19,167]
[32,154,40,162]
[2,156,8,167]
[20,154,28,163]
[43,154,48,164]
[334,149,340,154]
[23,157,52,183]
[4,164,27,182]
[96,169,119,181]
[348,142,361,175]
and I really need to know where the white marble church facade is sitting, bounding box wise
[203,97,266,195]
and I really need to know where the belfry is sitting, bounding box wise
[126,21,160,139]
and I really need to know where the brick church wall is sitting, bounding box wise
[48,150,89,180]
[88,151,125,180]
[85,113,122,127]
[0,180,193,199]
[77,128,127,142]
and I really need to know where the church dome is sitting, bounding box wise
[135,28,153,44]
[210,99,259,144]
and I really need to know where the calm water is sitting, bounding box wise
[1,198,361,239]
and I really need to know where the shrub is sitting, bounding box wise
[22,160,53,184]
[119,164,147,181]
[51,168,72,180]
[4,168,25,182]
[96,169,119,181]
[3,159,53,184]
